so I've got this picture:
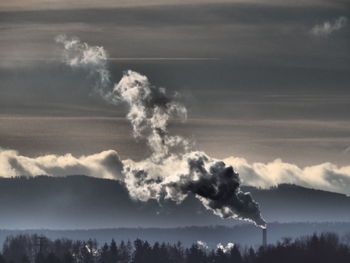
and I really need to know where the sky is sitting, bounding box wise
[0,0,349,197]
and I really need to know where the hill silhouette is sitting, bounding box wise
[0,175,349,229]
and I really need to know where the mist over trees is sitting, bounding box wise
[0,233,349,263]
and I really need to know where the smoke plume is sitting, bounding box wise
[56,34,190,162]
[55,35,110,96]
[123,151,266,227]
[4,35,266,228]
[111,70,190,162]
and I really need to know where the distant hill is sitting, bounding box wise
[0,175,349,229]
[242,184,350,223]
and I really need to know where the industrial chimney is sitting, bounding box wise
[262,227,267,247]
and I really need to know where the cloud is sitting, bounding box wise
[0,148,123,180]
[311,16,348,36]
[3,146,350,198]
[224,157,350,196]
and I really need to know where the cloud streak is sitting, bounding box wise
[311,16,348,37]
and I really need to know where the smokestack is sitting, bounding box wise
[262,227,267,248]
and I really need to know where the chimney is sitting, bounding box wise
[262,228,267,247]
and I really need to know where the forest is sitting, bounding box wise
[0,232,349,263]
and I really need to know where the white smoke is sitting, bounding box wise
[225,157,350,196]
[111,70,190,162]
[311,16,348,37]
[217,242,235,254]
[196,240,209,250]
[55,35,110,96]
[56,34,190,162]
[54,35,266,228]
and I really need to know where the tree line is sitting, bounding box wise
[0,232,349,263]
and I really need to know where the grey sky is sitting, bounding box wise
[0,0,349,167]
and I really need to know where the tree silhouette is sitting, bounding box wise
[1,232,350,263]
[229,245,243,263]
[99,243,109,263]
[119,241,132,263]
[109,239,118,263]
[186,244,207,263]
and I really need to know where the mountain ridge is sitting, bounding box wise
[0,175,349,229]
